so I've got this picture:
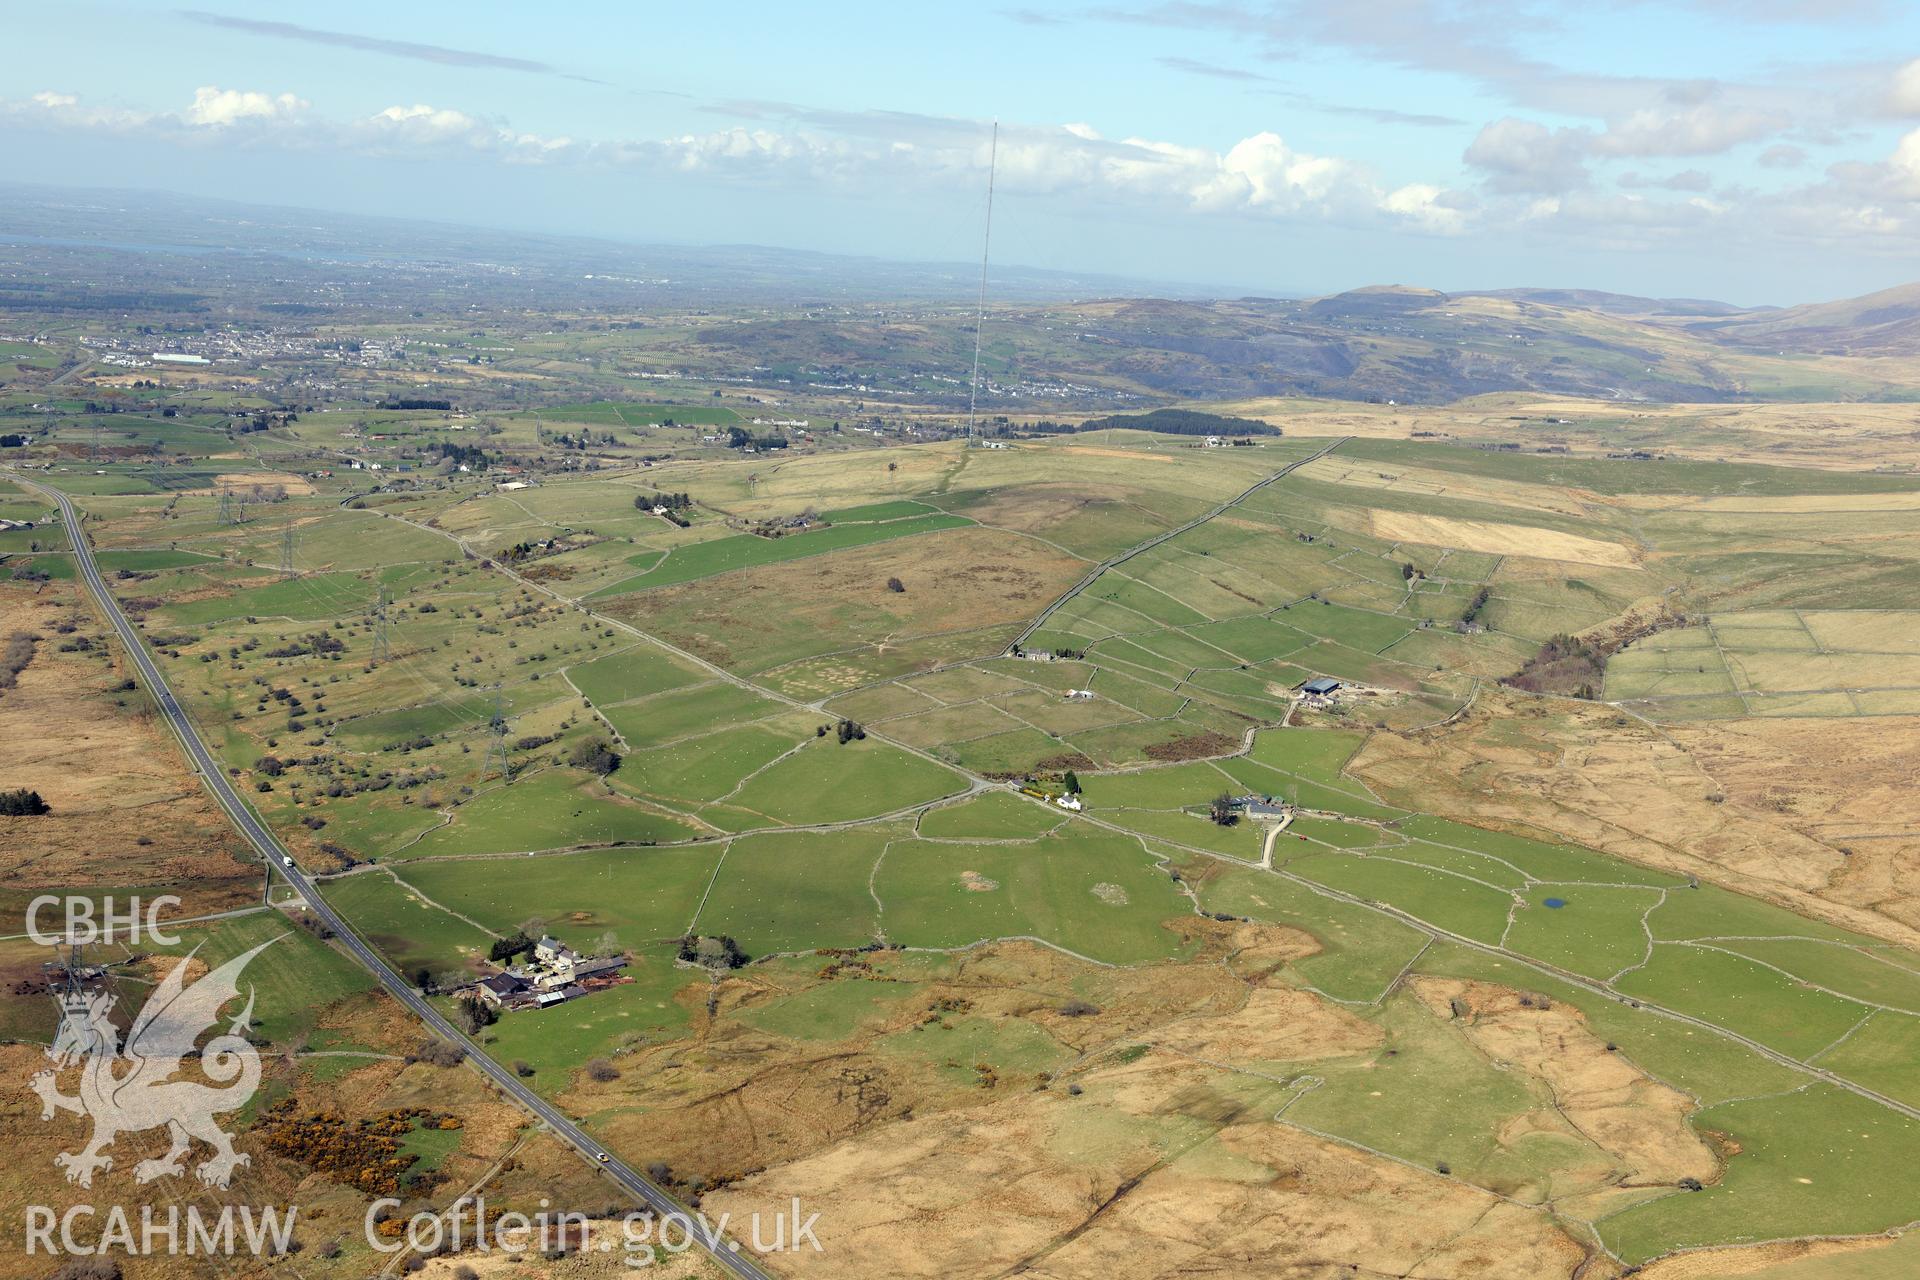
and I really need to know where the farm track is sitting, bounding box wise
[1068,803,1920,1124]
[26,456,1920,1269]
[17,475,777,1280]
[353,500,995,789]
[1013,436,1351,648]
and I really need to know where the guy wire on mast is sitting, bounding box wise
[966,119,998,446]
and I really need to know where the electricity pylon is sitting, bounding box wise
[369,584,391,665]
[482,685,511,783]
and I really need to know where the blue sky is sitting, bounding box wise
[7,2,1920,303]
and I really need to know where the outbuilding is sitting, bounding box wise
[1300,677,1342,696]
[475,972,531,1006]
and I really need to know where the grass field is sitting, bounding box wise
[394,845,724,947]
[875,831,1192,964]
[590,511,973,596]
[42,408,1920,1273]
[1607,610,1920,719]
[720,735,968,825]
[319,871,495,977]
[398,769,706,856]
[139,912,377,1042]
[693,828,897,953]
[537,400,745,427]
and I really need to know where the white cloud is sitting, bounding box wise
[19,89,154,133]
[1618,168,1714,192]
[626,117,1451,231]
[374,104,481,134]
[1888,59,1920,116]
[361,103,570,159]
[1591,103,1786,157]
[1382,183,1468,233]
[1464,118,1592,194]
[184,86,307,127]
[1887,128,1920,198]
[1215,132,1353,211]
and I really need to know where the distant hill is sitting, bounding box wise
[684,284,1920,405]
[1684,283,1920,356]
[1304,285,1448,320]
[1475,288,1751,318]
[8,180,1920,404]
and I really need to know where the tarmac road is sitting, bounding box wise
[19,477,776,1279]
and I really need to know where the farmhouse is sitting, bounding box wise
[1053,794,1083,811]
[470,936,631,1012]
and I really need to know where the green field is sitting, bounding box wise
[538,400,745,427]
[42,381,1920,1271]
[589,511,972,595]
[398,768,705,856]
[875,831,1191,964]
[319,872,495,977]
[395,845,724,947]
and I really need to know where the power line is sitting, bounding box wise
[482,684,511,783]
[965,119,998,448]
[216,483,235,527]
[369,583,390,665]
[279,519,295,577]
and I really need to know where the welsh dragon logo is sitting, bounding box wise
[32,938,275,1189]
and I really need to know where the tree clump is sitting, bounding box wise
[678,933,749,969]
[0,788,51,816]
[568,737,622,776]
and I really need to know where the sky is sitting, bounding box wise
[6,2,1920,304]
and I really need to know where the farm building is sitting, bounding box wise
[474,972,531,1006]
[1065,689,1095,701]
[1300,677,1342,696]
[472,941,628,1012]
